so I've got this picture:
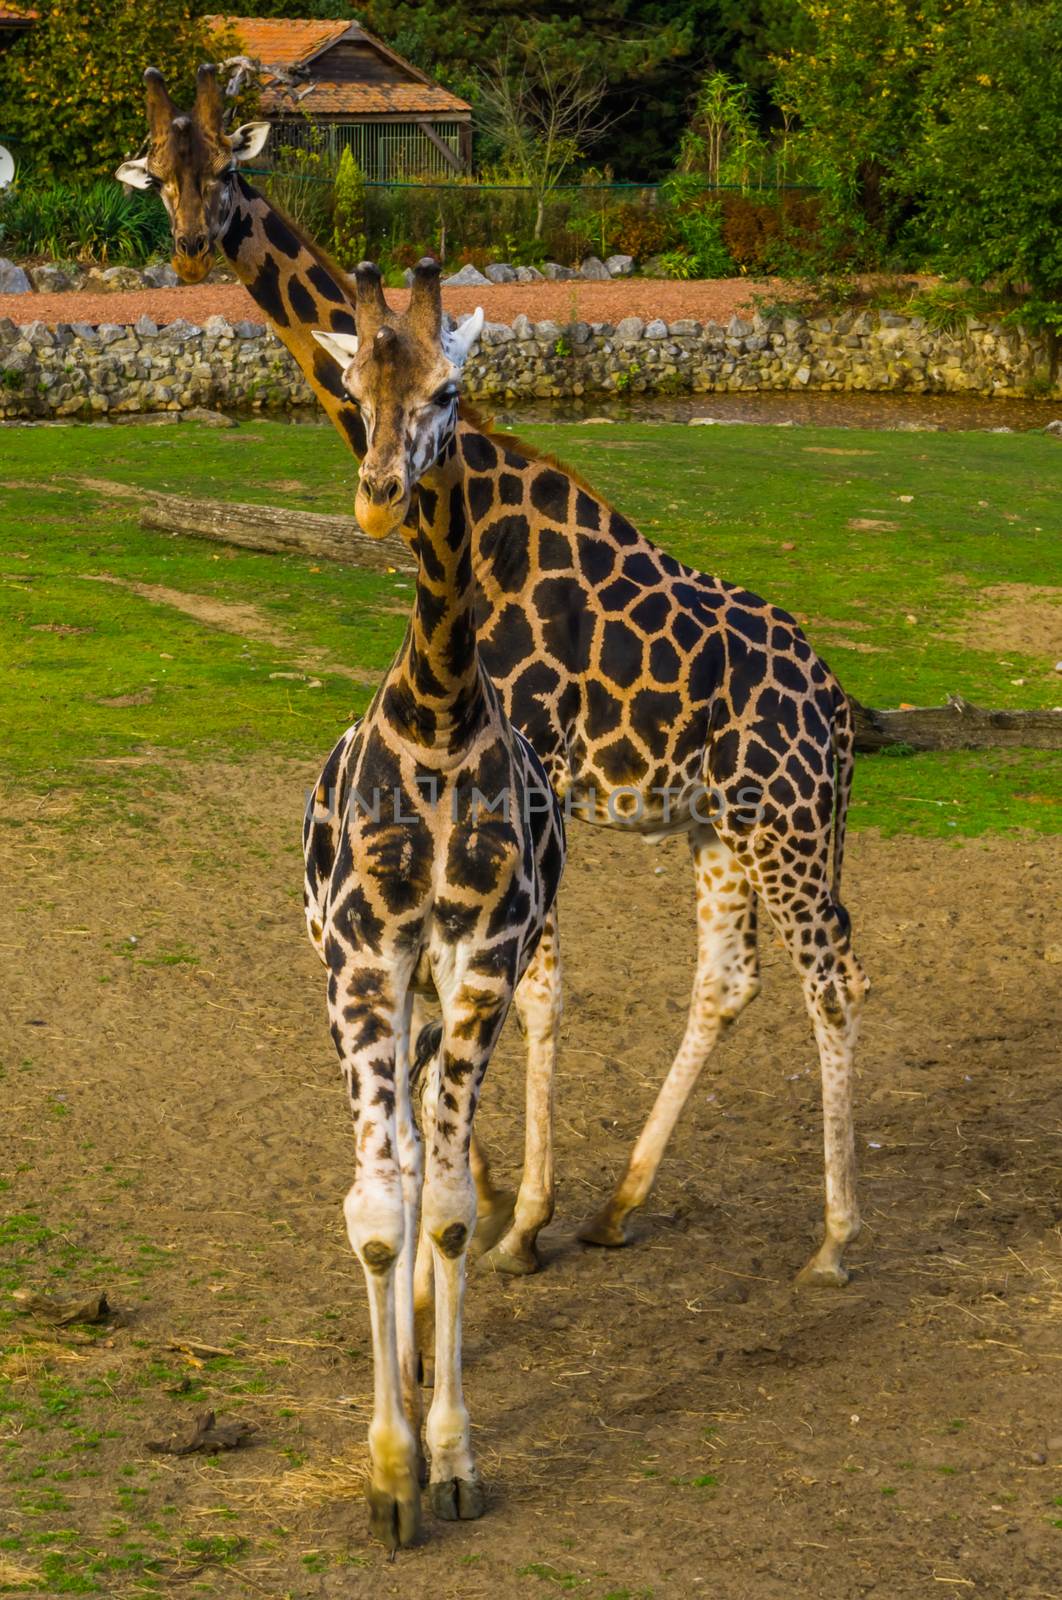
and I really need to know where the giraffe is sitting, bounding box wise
[304,258,565,1547]
[120,64,869,1289]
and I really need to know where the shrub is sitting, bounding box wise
[261,138,335,244]
[719,193,827,275]
[0,178,169,262]
[331,148,367,270]
[0,0,235,181]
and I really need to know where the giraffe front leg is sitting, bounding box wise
[424,988,508,1520]
[333,966,422,1550]
[484,910,562,1276]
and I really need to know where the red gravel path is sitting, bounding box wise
[0,276,778,330]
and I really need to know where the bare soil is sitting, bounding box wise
[0,278,774,331]
[2,760,1061,1600]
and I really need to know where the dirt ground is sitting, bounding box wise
[2,760,1061,1599]
[0,277,772,331]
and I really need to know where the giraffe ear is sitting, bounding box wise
[312,329,360,369]
[115,158,155,191]
[442,306,484,367]
[228,121,271,163]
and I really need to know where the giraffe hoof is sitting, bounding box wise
[795,1257,851,1290]
[365,1483,421,1550]
[430,1475,485,1522]
[482,1236,541,1276]
[468,1188,516,1260]
[577,1210,631,1249]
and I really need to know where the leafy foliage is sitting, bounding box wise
[0,0,232,181]
[901,0,1062,298]
[0,178,169,261]
[331,147,367,270]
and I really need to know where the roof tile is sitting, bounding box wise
[207,15,470,117]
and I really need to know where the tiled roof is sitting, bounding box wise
[206,16,347,68]
[208,15,470,117]
[261,81,469,117]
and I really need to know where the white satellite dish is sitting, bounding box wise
[0,145,14,191]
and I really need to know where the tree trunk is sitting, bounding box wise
[850,696,1062,753]
[132,488,415,574]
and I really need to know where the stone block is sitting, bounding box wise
[441,262,489,287]
[615,316,645,342]
[543,263,578,281]
[484,263,517,284]
[0,258,31,294]
[604,254,634,277]
[579,255,610,281]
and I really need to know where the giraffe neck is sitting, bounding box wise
[218,174,367,458]
[386,442,485,753]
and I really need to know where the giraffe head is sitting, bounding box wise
[312,258,484,540]
[115,64,270,284]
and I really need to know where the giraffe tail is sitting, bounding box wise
[831,689,856,931]
[411,1021,443,1090]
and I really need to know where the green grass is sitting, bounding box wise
[1,418,1058,836]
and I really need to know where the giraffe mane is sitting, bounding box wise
[239,175,359,304]
[457,401,614,510]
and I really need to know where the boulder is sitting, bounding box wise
[644,319,668,339]
[182,407,236,428]
[615,316,645,342]
[142,262,179,289]
[135,314,159,337]
[484,263,517,284]
[514,265,544,283]
[99,265,145,292]
[543,262,578,281]
[511,313,534,341]
[441,262,489,287]
[480,320,514,345]
[29,264,74,293]
[0,258,32,294]
[605,254,634,278]
[1045,419,1062,437]
[579,255,610,281]
[232,320,265,339]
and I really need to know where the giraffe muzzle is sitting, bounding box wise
[355,477,409,541]
[172,249,212,285]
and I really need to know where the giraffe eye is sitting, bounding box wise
[431,384,458,407]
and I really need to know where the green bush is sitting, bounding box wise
[901,0,1062,300]
[331,148,367,271]
[260,138,336,244]
[0,179,169,262]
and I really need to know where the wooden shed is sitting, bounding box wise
[210,15,471,178]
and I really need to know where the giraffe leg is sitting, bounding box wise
[793,927,866,1287]
[424,984,508,1521]
[484,908,562,1276]
[580,831,760,1248]
[332,959,422,1550]
[392,996,425,1477]
[718,823,867,1288]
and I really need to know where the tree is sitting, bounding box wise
[902,0,1062,300]
[476,45,615,239]
[773,0,952,252]
[0,0,231,180]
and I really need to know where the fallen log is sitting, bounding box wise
[850,695,1062,752]
[79,481,1062,753]
[134,487,415,573]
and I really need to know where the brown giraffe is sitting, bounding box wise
[304,259,564,1547]
[121,66,869,1289]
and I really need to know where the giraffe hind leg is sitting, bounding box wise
[579,829,760,1248]
[717,817,867,1288]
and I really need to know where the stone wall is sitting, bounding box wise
[0,307,1056,421]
